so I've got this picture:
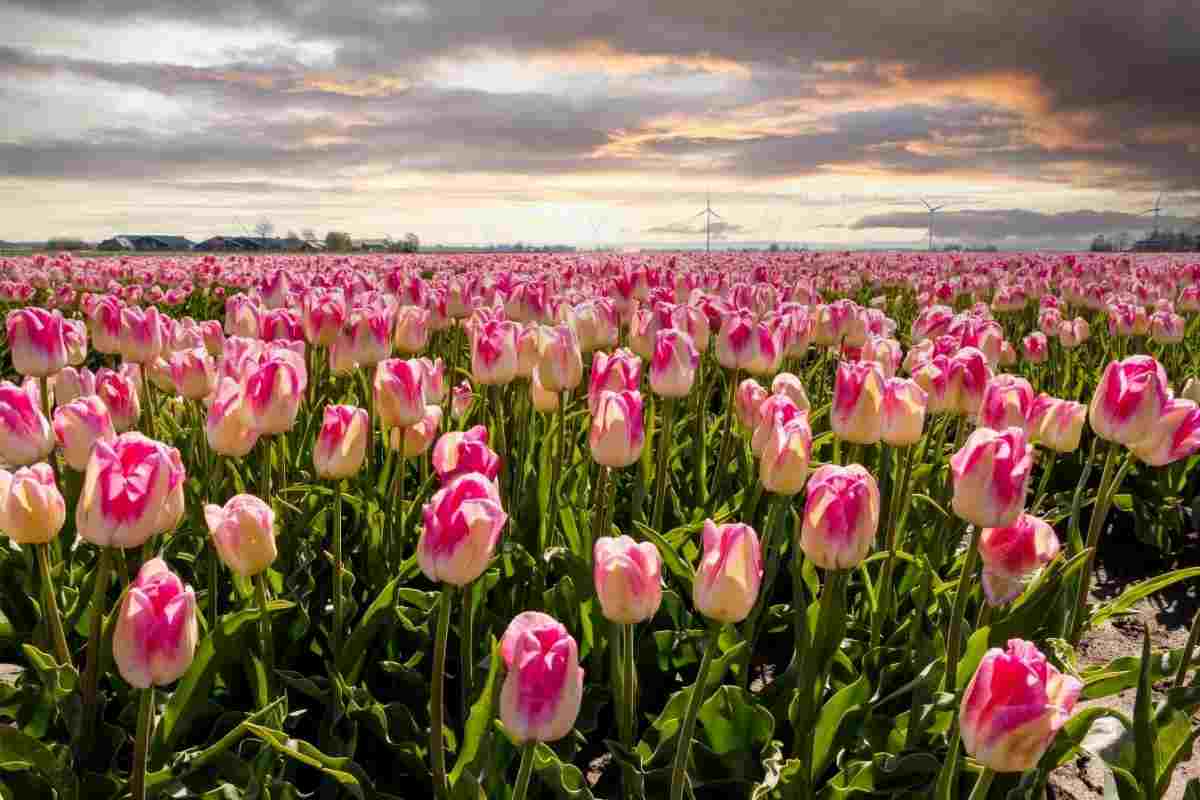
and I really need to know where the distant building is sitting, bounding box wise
[98,235,194,251]
[193,236,320,252]
[355,238,392,252]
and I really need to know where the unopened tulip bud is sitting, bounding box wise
[588,349,641,413]
[499,612,584,744]
[393,306,430,354]
[471,319,519,386]
[649,329,698,397]
[800,464,879,569]
[452,379,474,419]
[119,306,164,364]
[52,366,96,407]
[63,318,88,366]
[978,514,1060,605]
[948,347,992,416]
[1088,356,1170,445]
[831,361,884,444]
[53,396,116,471]
[735,378,768,430]
[314,404,369,479]
[206,377,259,457]
[694,519,762,623]
[95,368,140,433]
[419,472,507,586]
[242,358,302,435]
[1028,394,1085,453]
[593,535,663,623]
[960,639,1081,772]
[432,426,500,483]
[1129,397,1200,466]
[0,463,66,544]
[771,372,811,413]
[1021,332,1048,363]
[391,404,443,456]
[6,308,67,377]
[169,347,217,400]
[0,381,54,466]
[760,415,813,495]
[589,390,644,468]
[950,427,1032,528]
[374,358,427,429]
[979,374,1035,432]
[112,557,198,688]
[537,324,583,392]
[204,495,277,577]
[881,377,927,446]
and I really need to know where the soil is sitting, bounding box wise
[1049,529,1200,799]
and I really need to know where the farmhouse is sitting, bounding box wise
[193,236,322,252]
[97,234,194,251]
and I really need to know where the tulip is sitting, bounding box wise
[313,405,369,479]
[112,557,198,688]
[949,427,1032,528]
[1028,394,1086,453]
[1088,356,1170,445]
[960,639,1081,772]
[393,305,430,354]
[0,381,54,467]
[693,519,762,623]
[516,324,542,378]
[1021,332,1048,363]
[6,307,67,377]
[206,377,259,457]
[593,535,663,623]
[948,347,992,416]
[95,368,141,432]
[0,463,66,545]
[589,390,645,468]
[77,432,184,549]
[391,405,443,457]
[119,306,164,364]
[452,379,474,419]
[649,328,698,397]
[53,396,116,471]
[471,319,519,385]
[204,494,277,577]
[200,319,224,355]
[861,336,902,378]
[912,354,954,414]
[52,366,96,407]
[301,291,347,346]
[978,374,1036,432]
[343,308,395,365]
[588,348,641,413]
[978,514,1061,605]
[881,377,927,446]
[771,372,811,413]
[169,347,217,400]
[242,357,303,435]
[374,358,428,429]
[760,415,813,495]
[751,394,802,456]
[716,312,781,375]
[1129,397,1200,466]
[63,318,88,366]
[831,361,885,444]
[146,356,176,394]
[799,464,879,569]
[419,472,507,586]
[499,612,584,744]
[536,324,583,392]
[735,377,768,430]
[432,425,501,483]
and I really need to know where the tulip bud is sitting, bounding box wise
[861,336,902,378]
[169,347,217,400]
[146,356,176,395]
[588,349,641,413]
[6,308,67,377]
[200,320,224,355]
[960,639,1081,772]
[948,347,992,416]
[1027,394,1085,453]
[204,494,277,577]
[452,379,474,419]
[694,519,762,623]
[119,306,164,364]
[978,514,1061,605]
[313,404,369,479]
[52,366,96,407]
[589,390,645,468]
[301,291,347,346]
[831,361,885,444]
[751,394,801,455]
[716,312,781,375]
[881,377,927,446]
[950,427,1032,528]
[112,558,198,688]
[593,535,663,623]
[63,318,88,366]
[735,378,768,430]
[0,463,66,544]
[1129,397,1200,466]
[799,464,879,569]
[419,472,507,586]
[0,381,54,467]
[1021,332,1048,363]
[393,306,430,354]
[770,372,811,413]
[95,367,141,432]
[53,396,116,471]
[912,354,954,414]
[77,432,185,548]
[1088,356,1170,445]
[432,425,500,484]
[649,329,698,397]
[499,612,584,744]
[374,358,428,429]
[471,319,519,386]
[242,357,302,435]
[537,324,583,393]
[760,415,813,495]
[391,404,443,456]
[206,377,260,457]
[978,374,1035,432]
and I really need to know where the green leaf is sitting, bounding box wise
[696,686,774,756]
[244,723,370,799]
[955,626,991,691]
[1041,706,1122,768]
[1082,646,1186,700]
[531,741,595,799]
[633,521,695,593]
[811,673,871,780]
[154,600,294,759]
[450,639,501,788]
[1134,627,1156,799]
[338,575,403,682]
[1090,567,1200,630]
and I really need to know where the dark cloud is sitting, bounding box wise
[850,208,1200,241]
[644,220,748,239]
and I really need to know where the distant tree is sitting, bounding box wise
[403,233,420,253]
[46,237,88,251]
[768,242,779,252]
[302,228,318,242]
[1090,234,1113,252]
[255,218,276,239]
[325,231,353,252]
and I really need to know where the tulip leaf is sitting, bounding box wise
[243,723,370,799]
[0,725,75,799]
[633,521,695,592]
[531,741,596,799]
[1089,567,1200,630]
[154,599,294,759]
[1082,645,1186,700]
[954,626,991,691]
[1040,705,1123,768]
[1134,626,1156,798]
[449,639,501,789]
[697,685,774,756]
[337,575,403,683]
[811,673,871,780]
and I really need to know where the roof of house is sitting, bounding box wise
[101,235,194,249]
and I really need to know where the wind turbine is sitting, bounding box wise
[920,199,947,252]
[692,192,724,253]
[1138,194,1165,236]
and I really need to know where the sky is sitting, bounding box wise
[2,0,1199,250]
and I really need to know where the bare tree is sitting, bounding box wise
[254,218,276,239]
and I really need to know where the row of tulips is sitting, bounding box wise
[0,250,1197,800]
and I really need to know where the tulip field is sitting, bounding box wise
[3,250,1200,800]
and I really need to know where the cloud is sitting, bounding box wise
[644,220,748,239]
[850,208,1199,242]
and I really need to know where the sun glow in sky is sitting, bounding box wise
[2,0,1197,249]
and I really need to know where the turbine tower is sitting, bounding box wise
[692,192,723,253]
[921,198,946,252]
[1138,194,1165,236]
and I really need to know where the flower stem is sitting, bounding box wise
[873,444,913,648]
[80,546,113,753]
[130,686,155,800]
[430,586,454,800]
[511,741,537,800]
[332,480,344,656]
[1068,442,1120,643]
[254,572,274,701]
[1175,602,1200,688]
[545,396,567,549]
[36,543,71,667]
[709,369,741,512]
[943,524,981,693]
[651,396,677,533]
[670,624,721,800]
[967,766,994,800]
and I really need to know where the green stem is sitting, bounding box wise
[130,687,155,800]
[511,741,537,800]
[208,547,219,633]
[431,586,454,800]
[592,465,611,545]
[796,569,848,790]
[80,546,113,752]
[461,583,476,720]
[873,444,913,648]
[545,397,567,549]
[709,369,741,512]
[738,494,787,688]
[651,396,677,533]
[669,625,721,800]
[332,481,344,656]
[36,543,71,667]
[622,623,636,747]
[943,524,981,693]
[254,572,274,701]
[1173,605,1200,688]
[1032,450,1057,513]
[966,767,994,800]
[1068,442,1120,644]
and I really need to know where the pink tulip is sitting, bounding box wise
[948,347,992,416]
[531,369,560,412]
[95,367,141,433]
[1028,394,1086,453]
[0,381,53,467]
[301,291,347,346]
[593,535,663,624]
[537,324,583,393]
[628,306,665,361]
[751,394,802,456]
[112,557,198,688]
[470,319,519,386]
[224,294,263,338]
[1129,397,1200,466]
[432,426,500,484]
[516,324,542,378]
[881,377,928,446]
[588,348,642,413]
[393,305,430,354]
[499,612,584,744]
[800,464,880,569]
[259,308,302,342]
[119,306,164,364]
[1021,332,1048,363]
[344,308,395,365]
[242,357,303,435]
[0,463,66,544]
[831,361,885,444]
[204,494,277,577]
[861,336,902,378]
[1150,311,1185,344]
[735,377,768,430]
[6,308,67,377]
[374,358,428,429]
[205,377,259,457]
[978,374,1036,432]
[911,354,954,414]
[1088,356,1170,445]
[52,366,96,407]
[770,372,811,413]
[960,639,1081,772]
[716,311,781,375]
[391,404,443,456]
[169,347,217,400]
[200,320,224,355]
[760,415,813,495]
[146,356,176,395]
[694,519,762,623]
[77,433,185,548]
[589,389,645,468]
[950,427,1032,528]
[63,318,88,366]
[418,472,507,586]
[53,396,116,471]
[650,329,698,398]
[88,295,124,355]
[314,405,369,479]
[979,514,1061,605]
